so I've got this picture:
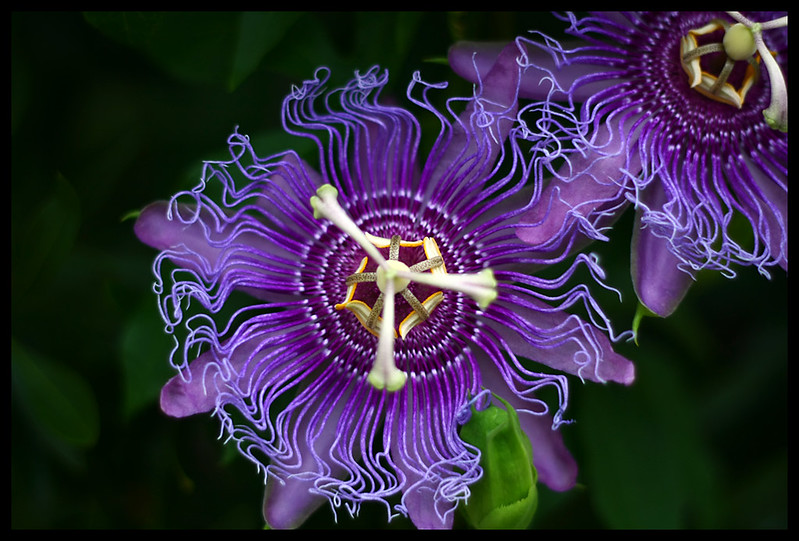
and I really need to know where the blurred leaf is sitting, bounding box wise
[120,298,176,420]
[392,12,424,61]
[575,352,719,528]
[228,12,301,92]
[257,14,349,81]
[83,12,301,91]
[352,11,423,69]
[11,339,100,448]
[11,25,31,135]
[249,127,317,159]
[11,173,81,302]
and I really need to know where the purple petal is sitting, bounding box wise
[399,483,454,529]
[517,406,577,492]
[467,41,521,120]
[449,39,619,101]
[631,182,695,318]
[448,41,506,91]
[159,333,265,418]
[133,200,250,277]
[487,292,635,386]
[515,161,629,251]
[516,117,638,255]
[262,378,358,529]
[263,476,328,530]
[430,42,522,189]
[746,155,788,272]
[388,372,479,529]
[159,349,220,418]
[134,200,286,272]
[134,200,298,303]
[391,422,455,529]
[134,201,190,253]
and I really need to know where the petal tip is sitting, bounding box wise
[133,201,172,251]
[263,476,327,530]
[159,372,216,418]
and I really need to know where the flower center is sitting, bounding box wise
[679,12,787,131]
[679,19,761,109]
[335,233,447,341]
[310,184,498,392]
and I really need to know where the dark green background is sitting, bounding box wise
[11,12,787,529]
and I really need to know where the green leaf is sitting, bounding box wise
[83,12,301,91]
[84,12,228,86]
[576,353,719,528]
[349,12,424,73]
[120,299,176,419]
[228,12,302,92]
[256,14,349,81]
[11,339,100,448]
[11,173,80,302]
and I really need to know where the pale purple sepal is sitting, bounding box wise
[631,182,695,318]
[263,475,328,530]
[159,350,219,418]
[746,155,788,272]
[262,381,354,529]
[449,40,617,102]
[487,293,635,386]
[400,483,454,529]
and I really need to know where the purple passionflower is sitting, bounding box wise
[450,12,787,318]
[134,44,634,529]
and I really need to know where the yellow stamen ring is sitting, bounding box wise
[680,20,761,109]
[335,234,447,339]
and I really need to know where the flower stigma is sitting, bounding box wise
[679,12,787,131]
[310,184,499,392]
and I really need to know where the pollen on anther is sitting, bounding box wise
[335,234,446,339]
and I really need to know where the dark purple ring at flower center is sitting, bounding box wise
[309,184,498,392]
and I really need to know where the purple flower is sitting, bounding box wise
[450,12,787,318]
[134,44,633,529]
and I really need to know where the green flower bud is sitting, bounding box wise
[459,394,538,529]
